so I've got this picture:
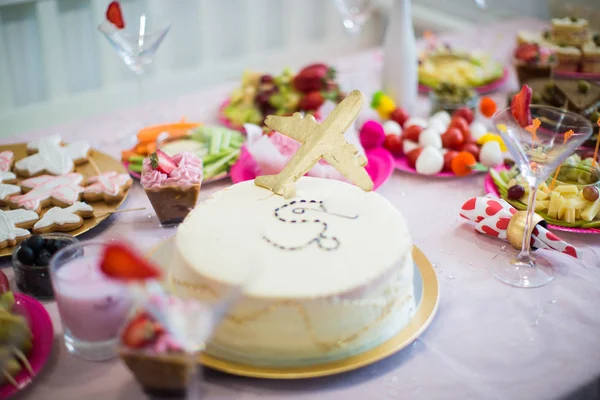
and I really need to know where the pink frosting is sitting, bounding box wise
[141,151,203,189]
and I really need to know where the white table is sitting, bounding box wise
[4,18,600,400]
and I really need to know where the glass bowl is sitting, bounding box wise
[12,233,79,300]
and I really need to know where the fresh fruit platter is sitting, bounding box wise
[368,91,504,177]
[220,63,343,129]
[122,122,244,182]
[0,286,53,398]
[418,45,506,93]
[487,154,600,232]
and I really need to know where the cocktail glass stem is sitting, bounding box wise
[185,353,201,400]
[516,184,538,266]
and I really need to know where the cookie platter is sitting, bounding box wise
[0,141,131,257]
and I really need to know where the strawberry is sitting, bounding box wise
[149,150,177,175]
[514,43,539,63]
[292,64,336,93]
[298,91,325,111]
[511,85,533,128]
[406,148,423,169]
[121,313,158,349]
[100,243,162,281]
[106,1,125,29]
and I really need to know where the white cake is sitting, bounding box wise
[173,177,415,366]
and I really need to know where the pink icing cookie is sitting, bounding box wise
[10,173,85,212]
[0,151,14,172]
[15,137,91,177]
[84,172,132,203]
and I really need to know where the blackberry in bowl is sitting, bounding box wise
[12,233,79,300]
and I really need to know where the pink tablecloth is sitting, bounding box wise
[4,18,600,400]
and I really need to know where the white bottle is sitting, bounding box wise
[381,0,418,114]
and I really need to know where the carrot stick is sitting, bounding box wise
[549,129,575,190]
[136,122,201,143]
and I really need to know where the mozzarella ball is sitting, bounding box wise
[419,128,442,149]
[403,139,419,154]
[416,146,444,175]
[404,117,428,129]
[479,141,503,168]
[470,121,488,142]
[427,118,448,135]
[430,110,452,126]
[382,120,402,136]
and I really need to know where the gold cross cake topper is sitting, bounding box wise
[254,90,374,198]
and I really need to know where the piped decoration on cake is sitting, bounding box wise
[511,84,533,128]
[263,199,357,251]
[254,90,374,198]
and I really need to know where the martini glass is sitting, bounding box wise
[331,0,375,36]
[98,12,170,134]
[491,105,593,288]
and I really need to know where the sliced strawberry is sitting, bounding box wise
[100,243,162,281]
[106,1,125,29]
[511,85,533,128]
[149,150,178,175]
[406,147,423,169]
[122,313,158,349]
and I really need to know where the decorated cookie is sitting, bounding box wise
[33,201,94,234]
[26,134,62,154]
[10,173,85,213]
[15,137,91,177]
[0,184,22,206]
[84,172,132,203]
[0,209,40,249]
[0,151,14,172]
[0,172,17,184]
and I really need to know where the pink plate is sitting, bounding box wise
[394,155,484,178]
[0,293,54,398]
[484,168,600,235]
[554,70,600,80]
[419,67,509,95]
[230,146,395,190]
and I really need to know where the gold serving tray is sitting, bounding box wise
[149,240,439,379]
[0,143,130,257]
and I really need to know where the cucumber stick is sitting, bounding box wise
[204,149,240,179]
[209,128,223,155]
[220,129,232,151]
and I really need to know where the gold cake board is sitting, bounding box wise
[148,239,439,379]
[0,143,130,257]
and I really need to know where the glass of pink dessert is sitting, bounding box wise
[141,150,203,225]
[49,242,134,361]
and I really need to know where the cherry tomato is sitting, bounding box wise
[0,271,9,294]
[406,147,423,169]
[390,108,410,127]
[383,134,403,157]
[443,150,459,172]
[441,127,465,150]
[453,107,474,124]
[402,125,423,143]
[449,116,470,136]
[459,142,481,160]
